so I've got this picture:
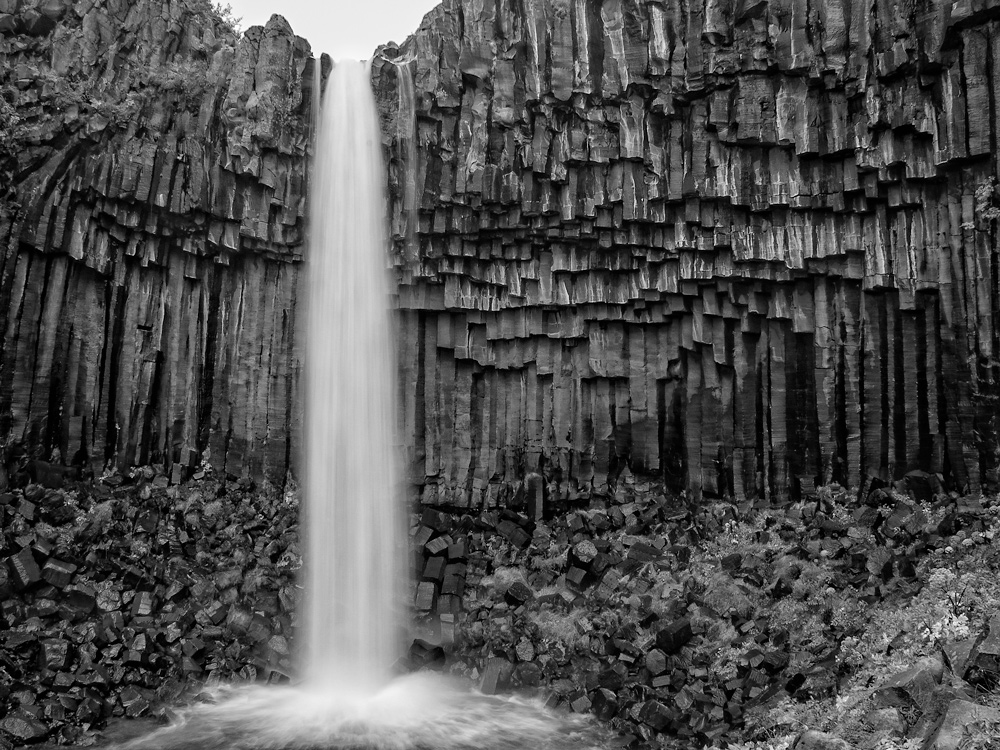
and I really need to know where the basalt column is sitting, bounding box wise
[0,0,316,483]
[374,0,1000,506]
[6,0,1000,504]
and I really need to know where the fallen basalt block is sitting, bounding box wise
[655,617,693,654]
[0,711,48,743]
[8,547,42,590]
[872,656,943,711]
[925,700,1000,750]
[40,558,76,589]
[967,614,1000,688]
[408,638,445,671]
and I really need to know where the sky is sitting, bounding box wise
[225,0,442,61]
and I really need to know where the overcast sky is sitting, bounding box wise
[225,0,442,60]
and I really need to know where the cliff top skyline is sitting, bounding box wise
[228,0,440,61]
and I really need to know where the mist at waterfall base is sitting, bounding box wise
[112,61,610,750]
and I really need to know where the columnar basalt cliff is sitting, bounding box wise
[374,0,1000,507]
[0,0,315,482]
[5,0,1000,505]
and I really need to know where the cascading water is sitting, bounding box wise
[114,58,610,750]
[301,59,404,692]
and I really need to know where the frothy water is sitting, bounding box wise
[111,59,612,750]
[117,673,615,750]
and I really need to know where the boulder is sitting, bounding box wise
[414,582,436,612]
[565,567,587,587]
[36,0,65,20]
[421,509,452,533]
[118,686,150,718]
[968,614,1000,687]
[637,700,672,732]
[0,711,48,742]
[496,520,531,549]
[422,556,445,583]
[598,663,628,691]
[570,540,598,566]
[480,657,512,695]
[644,648,668,676]
[61,582,97,618]
[794,731,854,750]
[626,543,661,563]
[8,547,42,590]
[39,638,70,671]
[942,639,976,680]
[865,707,905,737]
[525,473,544,520]
[409,639,445,671]
[513,661,541,687]
[655,618,693,654]
[40,558,76,588]
[425,536,449,555]
[504,581,532,606]
[873,657,943,711]
[592,688,619,721]
[924,700,1000,750]
[514,638,534,662]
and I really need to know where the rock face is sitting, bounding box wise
[0,0,315,483]
[373,0,1000,506]
[5,0,1000,503]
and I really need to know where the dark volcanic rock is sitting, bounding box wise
[873,658,942,710]
[8,547,42,590]
[968,614,1000,687]
[40,558,76,588]
[0,0,999,515]
[38,638,70,671]
[0,475,299,740]
[3,0,1000,503]
[794,731,854,750]
[372,0,1000,505]
[655,618,693,655]
[925,700,1000,750]
[0,711,48,742]
[1,0,314,485]
[409,638,446,671]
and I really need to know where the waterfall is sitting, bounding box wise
[302,58,404,691]
[118,55,608,750]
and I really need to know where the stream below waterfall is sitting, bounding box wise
[112,673,614,749]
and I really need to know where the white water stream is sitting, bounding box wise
[301,58,405,692]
